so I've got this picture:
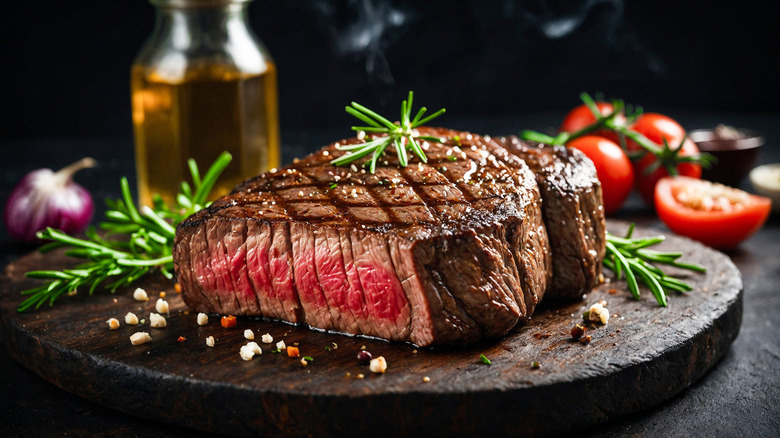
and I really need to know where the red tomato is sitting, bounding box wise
[655,176,771,249]
[627,113,703,204]
[559,102,624,143]
[567,136,634,215]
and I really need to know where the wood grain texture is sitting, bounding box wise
[0,221,742,437]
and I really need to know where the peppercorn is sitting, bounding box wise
[357,350,373,365]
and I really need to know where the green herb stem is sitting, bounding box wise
[519,92,715,172]
[604,224,705,306]
[18,152,233,312]
[331,91,445,172]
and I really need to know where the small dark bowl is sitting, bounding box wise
[689,128,764,186]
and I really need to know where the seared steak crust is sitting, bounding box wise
[174,127,551,346]
[497,136,606,300]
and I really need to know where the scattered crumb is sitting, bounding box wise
[159,291,166,298]
[580,335,592,344]
[125,312,139,325]
[133,288,148,302]
[239,345,256,361]
[112,298,118,303]
[586,301,610,325]
[571,324,586,341]
[155,298,169,315]
[206,336,215,347]
[423,376,431,382]
[356,373,365,379]
[531,361,541,369]
[149,313,167,328]
[174,283,182,293]
[300,357,308,366]
[130,332,151,345]
[245,342,262,355]
[197,313,208,326]
[107,318,120,330]
[177,336,186,343]
[369,356,387,374]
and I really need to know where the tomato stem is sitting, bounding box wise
[519,93,715,173]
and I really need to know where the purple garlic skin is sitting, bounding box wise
[4,158,96,243]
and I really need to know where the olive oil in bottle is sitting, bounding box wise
[131,0,279,207]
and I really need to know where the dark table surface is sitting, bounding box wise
[1,111,778,437]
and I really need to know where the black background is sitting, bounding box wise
[1,0,778,142]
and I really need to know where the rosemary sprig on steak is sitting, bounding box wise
[17,152,232,312]
[605,224,706,306]
[331,91,446,173]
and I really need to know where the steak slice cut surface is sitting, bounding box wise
[497,136,606,300]
[173,127,551,346]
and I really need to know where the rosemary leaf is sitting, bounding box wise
[604,226,705,306]
[331,91,445,172]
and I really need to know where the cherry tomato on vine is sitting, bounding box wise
[655,176,771,249]
[627,113,703,204]
[567,136,634,215]
[559,102,624,142]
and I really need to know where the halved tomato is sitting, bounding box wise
[655,176,771,249]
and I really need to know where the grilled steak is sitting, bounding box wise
[173,127,552,346]
[497,136,606,300]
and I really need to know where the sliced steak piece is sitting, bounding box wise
[173,127,551,346]
[497,136,606,300]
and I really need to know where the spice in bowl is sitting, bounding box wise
[688,125,764,186]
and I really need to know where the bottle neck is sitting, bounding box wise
[136,0,270,79]
[153,2,251,50]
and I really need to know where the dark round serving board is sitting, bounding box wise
[0,222,742,437]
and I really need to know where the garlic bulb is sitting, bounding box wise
[4,157,96,243]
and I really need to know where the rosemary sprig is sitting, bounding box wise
[331,91,446,173]
[18,152,233,312]
[604,224,706,306]
[519,92,715,174]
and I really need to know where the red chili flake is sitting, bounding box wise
[175,283,182,293]
[608,288,617,294]
[580,335,592,344]
[177,336,186,343]
[287,346,300,358]
[221,315,237,328]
